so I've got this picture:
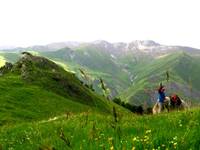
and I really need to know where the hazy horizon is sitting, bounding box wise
[1,39,199,50]
[0,0,200,48]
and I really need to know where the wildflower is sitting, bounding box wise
[26,137,30,140]
[173,136,177,141]
[144,138,148,142]
[110,145,114,150]
[174,142,177,149]
[132,146,136,150]
[133,137,137,142]
[108,137,114,145]
[144,135,149,140]
[145,129,152,134]
[108,137,113,141]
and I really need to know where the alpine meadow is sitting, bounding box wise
[1,0,200,149]
[0,40,199,150]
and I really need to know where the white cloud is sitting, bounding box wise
[0,0,200,48]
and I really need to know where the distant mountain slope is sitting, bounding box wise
[120,52,200,106]
[0,52,20,63]
[40,46,132,96]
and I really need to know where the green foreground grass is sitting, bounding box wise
[0,108,199,150]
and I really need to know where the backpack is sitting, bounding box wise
[171,94,182,106]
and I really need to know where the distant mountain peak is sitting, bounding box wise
[129,40,160,48]
[46,41,81,49]
[92,40,112,46]
[91,40,114,50]
[92,40,110,44]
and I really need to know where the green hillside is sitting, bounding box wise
[0,48,199,150]
[0,49,200,106]
[0,74,92,125]
[120,52,200,105]
[0,53,116,126]
[0,49,133,105]
[40,46,131,96]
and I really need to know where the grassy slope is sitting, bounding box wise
[0,74,93,125]
[0,49,131,97]
[40,47,131,95]
[0,54,121,126]
[0,50,199,149]
[0,107,199,149]
[120,52,200,105]
[1,51,200,105]
[173,53,200,90]
[12,54,112,109]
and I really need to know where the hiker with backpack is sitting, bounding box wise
[153,84,189,114]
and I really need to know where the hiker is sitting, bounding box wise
[170,94,182,108]
[157,83,166,113]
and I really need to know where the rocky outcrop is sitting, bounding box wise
[0,62,13,75]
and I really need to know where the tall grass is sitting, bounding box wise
[0,108,199,150]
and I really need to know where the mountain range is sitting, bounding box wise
[0,40,200,106]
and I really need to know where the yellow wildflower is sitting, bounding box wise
[133,137,137,141]
[110,145,114,150]
[132,146,136,150]
[145,130,152,134]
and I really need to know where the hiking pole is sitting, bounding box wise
[166,70,169,83]
[166,70,171,95]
